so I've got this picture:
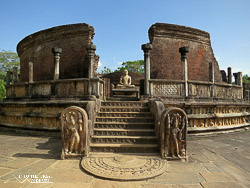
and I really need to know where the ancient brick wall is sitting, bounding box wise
[149,23,222,82]
[17,23,98,82]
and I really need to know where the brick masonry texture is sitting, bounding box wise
[17,23,98,82]
[149,23,222,82]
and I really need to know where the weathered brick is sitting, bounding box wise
[149,23,222,82]
[17,23,98,82]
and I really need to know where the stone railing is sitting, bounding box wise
[214,83,242,99]
[149,80,185,97]
[188,81,212,98]
[6,78,105,100]
[149,79,243,100]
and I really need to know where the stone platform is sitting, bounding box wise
[112,88,139,99]
[0,128,249,187]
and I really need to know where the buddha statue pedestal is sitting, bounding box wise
[112,88,139,99]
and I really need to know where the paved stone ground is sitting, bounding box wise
[0,128,249,188]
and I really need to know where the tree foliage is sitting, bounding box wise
[98,60,144,75]
[243,74,250,83]
[99,66,112,74]
[116,60,144,74]
[0,50,20,100]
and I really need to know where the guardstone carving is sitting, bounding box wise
[61,106,89,159]
[160,107,187,160]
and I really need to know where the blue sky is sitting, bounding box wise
[1,0,250,75]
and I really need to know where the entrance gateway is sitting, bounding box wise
[0,23,249,181]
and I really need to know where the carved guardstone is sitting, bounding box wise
[61,106,89,159]
[160,107,187,160]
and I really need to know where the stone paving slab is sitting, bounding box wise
[201,182,245,188]
[147,172,205,184]
[0,129,249,187]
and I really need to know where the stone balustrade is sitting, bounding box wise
[149,79,243,100]
[5,78,105,100]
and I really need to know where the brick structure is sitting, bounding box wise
[149,23,222,82]
[17,23,99,82]
[0,22,249,143]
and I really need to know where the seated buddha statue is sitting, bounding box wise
[116,69,135,88]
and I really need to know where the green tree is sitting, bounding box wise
[0,79,6,100]
[99,66,112,74]
[116,60,144,74]
[0,50,20,100]
[242,74,250,83]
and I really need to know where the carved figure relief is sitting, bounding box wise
[61,106,88,159]
[160,107,187,159]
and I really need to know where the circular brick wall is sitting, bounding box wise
[149,23,222,82]
[17,23,95,82]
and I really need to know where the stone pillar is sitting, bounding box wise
[179,47,189,97]
[238,72,243,87]
[86,44,96,79]
[209,62,214,83]
[227,67,232,84]
[28,62,33,83]
[141,43,153,95]
[52,47,62,80]
[6,71,11,85]
[233,72,242,87]
[220,70,227,82]
[209,62,215,97]
[12,67,18,84]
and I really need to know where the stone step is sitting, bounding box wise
[93,128,155,136]
[101,101,148,107]
[90,143,159,153]
[100,106,150,112]
[94,122,155,129]
[91,135,157,144]
[97,112,153,118]
[106,97,140,101]
[95,117,154,123]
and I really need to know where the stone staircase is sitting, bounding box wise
[90,101,159,153]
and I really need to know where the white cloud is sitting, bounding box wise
[118,61,123,65]
[98,61,102,67]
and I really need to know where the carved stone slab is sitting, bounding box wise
[81,156,167,181]
[61,106,88,159]
[160,107,187,160]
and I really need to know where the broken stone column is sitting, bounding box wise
[12,67,18,84]
[52,47,62,80]
[220,70,227,82]
[28,62,33,83]
[179,47,189,97]
[233,72,243,87]
[141,43,153,95]
[86,44,96,79]
[227,67,232,84]
[6,71,11,85]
